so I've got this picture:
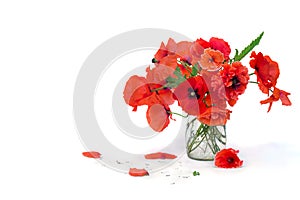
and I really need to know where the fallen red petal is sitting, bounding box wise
[82,151,101,158]
[144,152,177,159]
[129,168,149,177]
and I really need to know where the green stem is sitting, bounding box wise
[249,81,274,93]
[167,111,188,118]
[187,123,205,153]
[187,121,226,157]
[249,72,255,76]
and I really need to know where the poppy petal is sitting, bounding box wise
[146,104,170,132]
[144,152,177,159]
[82,151,101,158]
[129,168,149,177]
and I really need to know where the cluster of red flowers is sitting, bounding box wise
[123,35,291,132]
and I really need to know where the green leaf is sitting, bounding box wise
[193,171,200,176]
[233,32,264,61]
[190,64,199,77]
[165,67,186,88]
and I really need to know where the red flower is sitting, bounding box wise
[249,51,280,94]
[215,148,243,168]
[123,74,175,132]
[129,168,149,177]
[199,48,224,71]
[198,107,231,126]
[154,38,193,64]
[123,75,152,111]
[174,76,209,116]
[260,87,292,112]
[146,104,170,132]
[196,37,231,61]
[220,62,249,106]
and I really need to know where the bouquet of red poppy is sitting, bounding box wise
[123,32,291,164]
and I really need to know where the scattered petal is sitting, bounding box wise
[144,152,177,159]
[82,151,101,158]
[129,168,149,177]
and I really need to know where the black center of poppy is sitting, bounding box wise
[188,88,200,99]
[227,157,234,163]
[232,76,241,89]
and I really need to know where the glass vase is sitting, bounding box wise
[185,116,226,160]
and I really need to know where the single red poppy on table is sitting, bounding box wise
[215,148,243,168]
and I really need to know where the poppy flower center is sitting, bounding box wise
[232,76,241,89]
[188,88,200,99]
[227,157,234,163]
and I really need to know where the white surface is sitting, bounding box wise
[1,0,300,199]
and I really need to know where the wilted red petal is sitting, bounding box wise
[146,104,170,132]
[260,88,291,112]
[82,151,101,158]
[279,90,292,106]
[215,148,243,168]
[129,168,149,177]
[144,152,177,159]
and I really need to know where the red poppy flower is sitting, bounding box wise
[158,55,191,76]
[146,104,170,132]
[196,37,231,61]
[129,168,149,177]
[123,75,175,132]
[260,87,292,112]
[215,148,243,168]
[82,151,101,158]
[144,152,177,159]
[153,42,168,62]
[220,62,249,106]
[123,75,152,111]
[249,51,280,94]
[198,107,231,126]
[199,48,224,71]
[174,76,209,116]
[153,38,179,62]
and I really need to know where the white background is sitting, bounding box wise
[1,0,300,199]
